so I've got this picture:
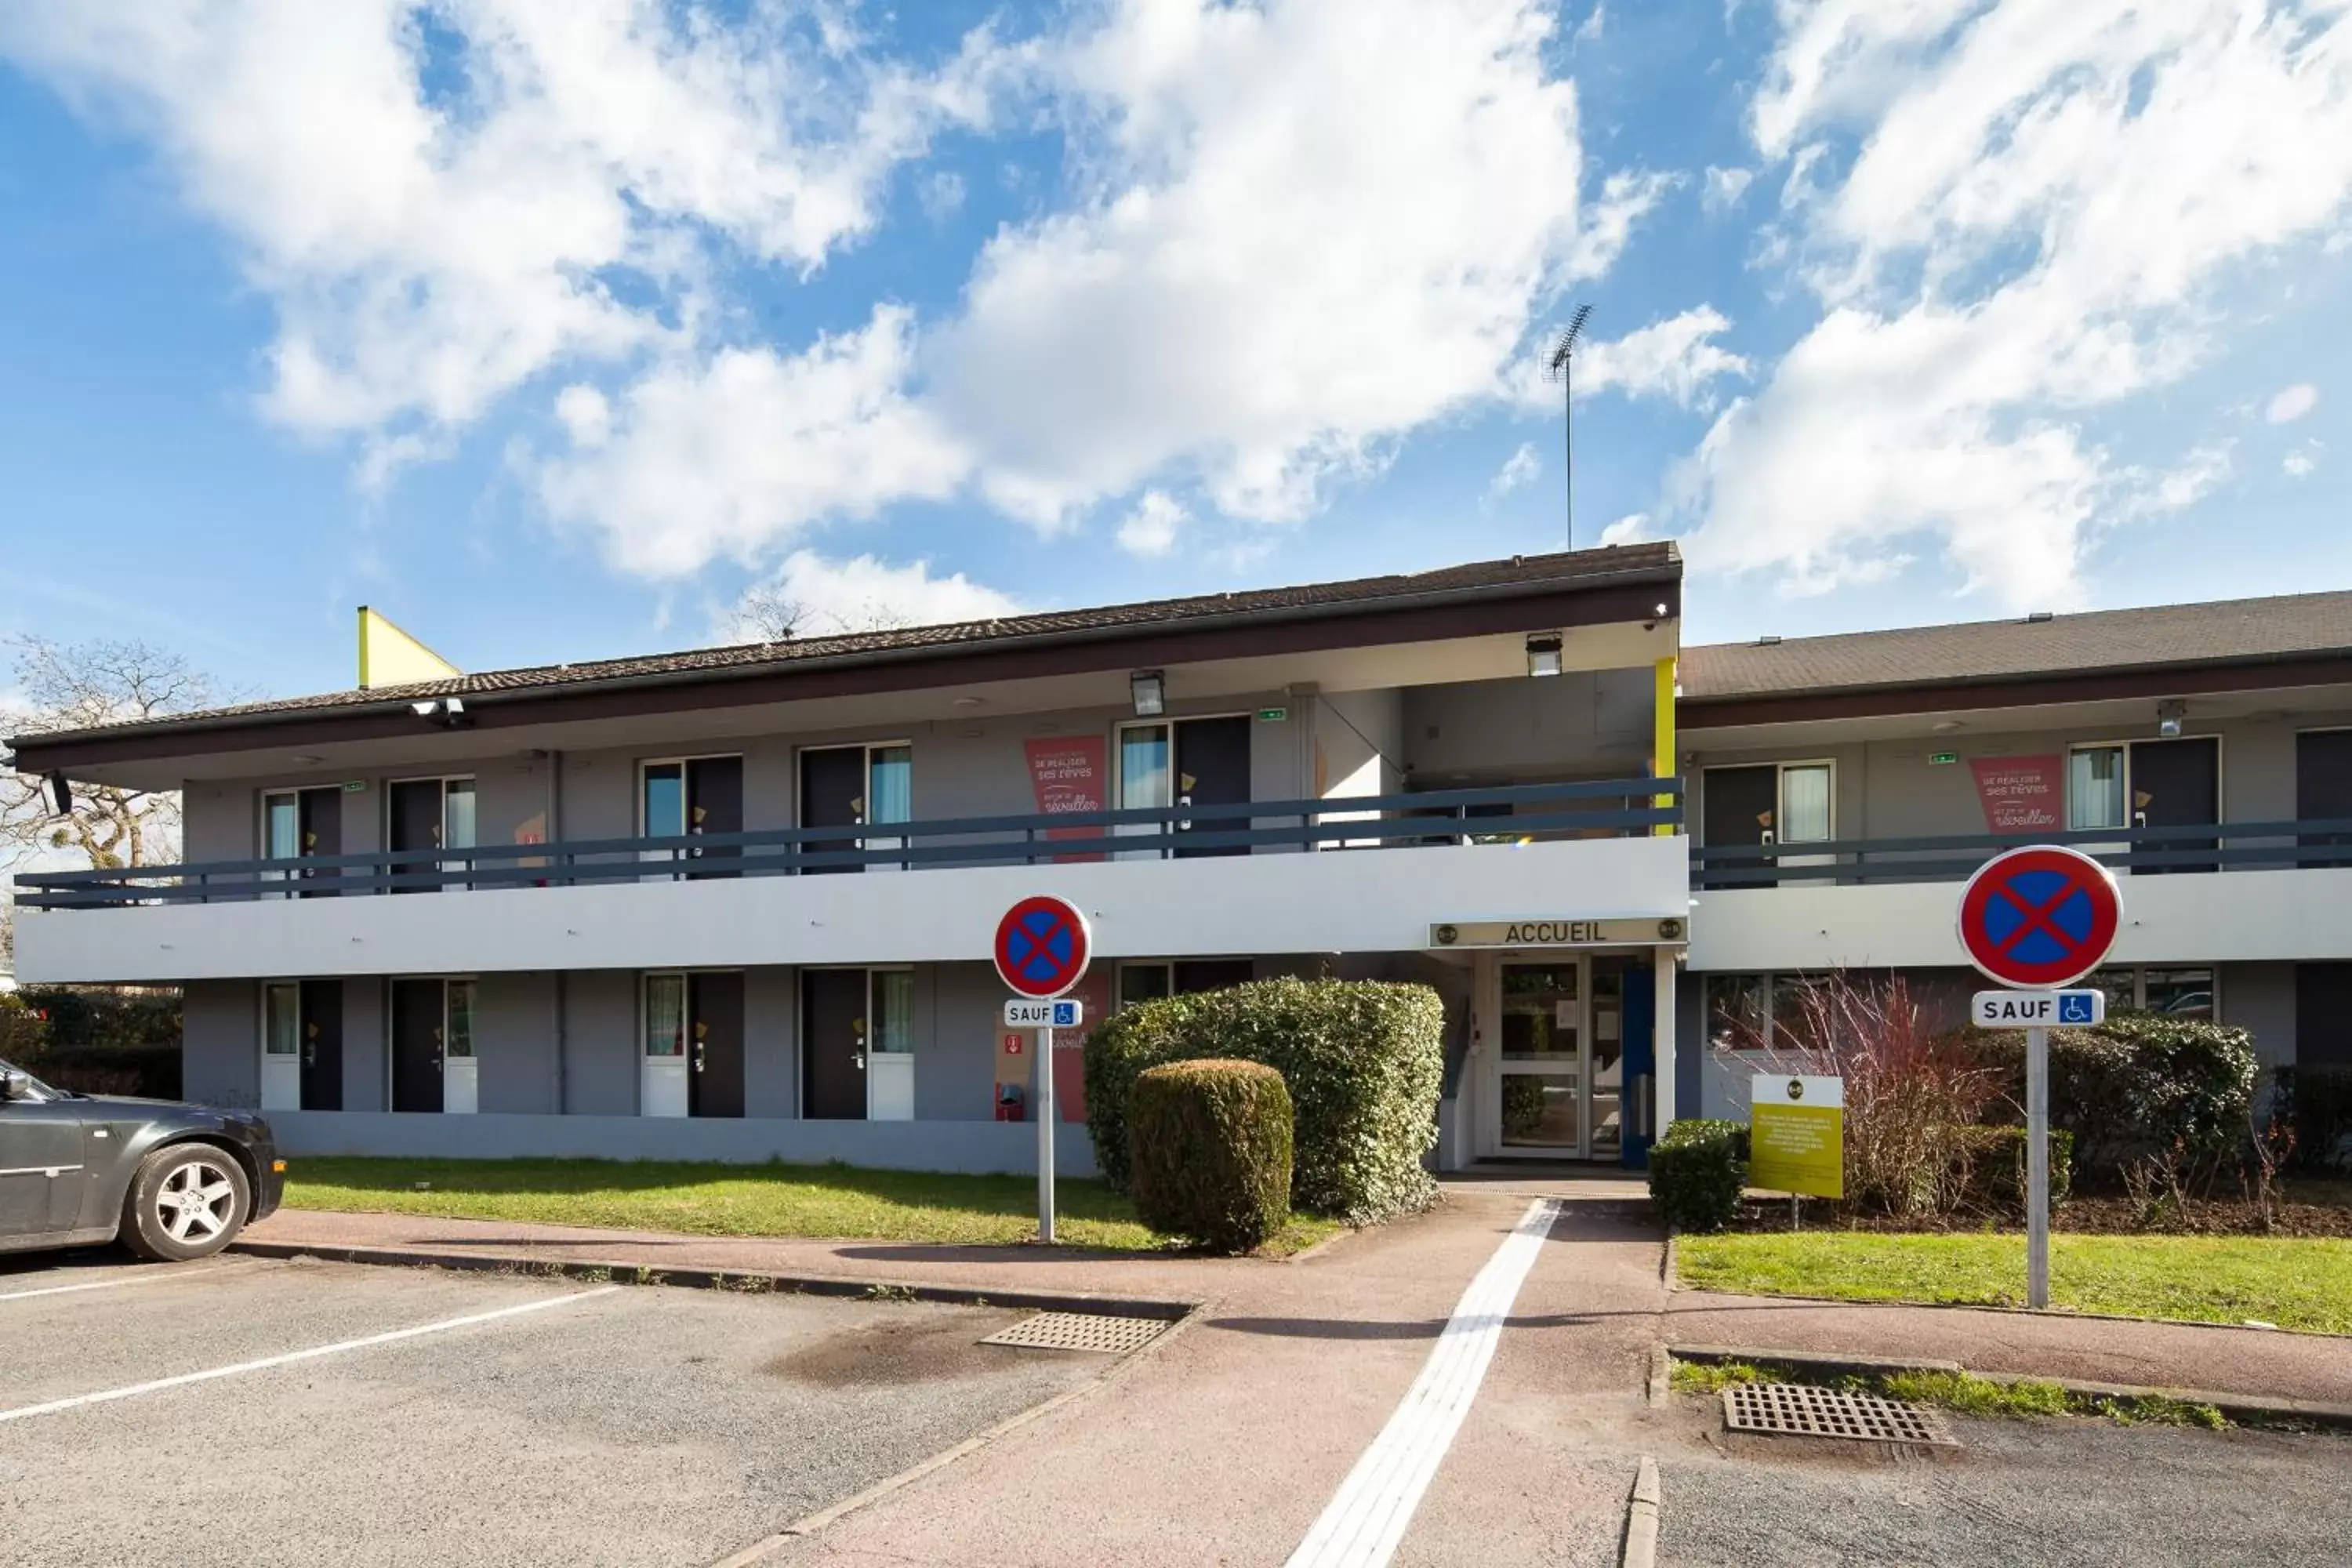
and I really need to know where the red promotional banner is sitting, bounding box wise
[1024,736,1109,863]
[1969,754,2063,834]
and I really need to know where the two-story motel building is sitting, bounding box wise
[13,547,2351,1172]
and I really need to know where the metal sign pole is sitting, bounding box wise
[2026,1023,2050,1309]
[1036,1024,1057,1244]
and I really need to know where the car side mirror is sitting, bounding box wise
[0,1070,31,1102]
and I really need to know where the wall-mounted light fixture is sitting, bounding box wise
[1129,670,1167,717]
[409,696,471,729]
[2157,698,2187,739]
[1525,633,1564,678]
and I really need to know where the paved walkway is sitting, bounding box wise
[236,1191,2352,1566]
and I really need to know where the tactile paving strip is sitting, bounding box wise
[1722,1381,1957,1446]
[980,1312,1169,1355]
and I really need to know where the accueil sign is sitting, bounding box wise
[1429,917,1686,949]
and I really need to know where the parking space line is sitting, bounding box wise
[0,1284,622,1425]
[1283,1199,1559,1568]
[0,1258,261,1305]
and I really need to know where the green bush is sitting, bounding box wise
[1953,1125,2074,1213]
[1650,1119,1749,1233]
[1083,977,1443,1224]
[4,985,183,1098]
[1127,1059,1294,1253]
[1980,1013,2257,1183]
[2276,1066,2352,1174]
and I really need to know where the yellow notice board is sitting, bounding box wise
[1749,1074,1845,1199]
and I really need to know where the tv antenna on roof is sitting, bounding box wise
[1545,303,1594,550]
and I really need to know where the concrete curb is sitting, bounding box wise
[229,1239,1199,1321]
[1660,1235,1678,1291]
[1665,1344,2352,1431]
[1620,1456,1660,1568]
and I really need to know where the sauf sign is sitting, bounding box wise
[993,895,1093,1244]
[1955,844,2122,1310]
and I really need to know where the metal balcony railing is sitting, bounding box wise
[16,776,1682,911]
[1690,818,2352,889]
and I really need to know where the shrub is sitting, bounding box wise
[1952,1126,2074,1214]
[1127,1059,1294,1253]
[1650,1119,1748,1232]
[1083,978,1443,1224]
[1719,974,2005,1218]
[1980,1013,2258,1185]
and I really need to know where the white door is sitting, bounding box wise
[443,980,478,1115]
[641,974,688,1117]
[260,983,302,1112]
[866,970,916,1120]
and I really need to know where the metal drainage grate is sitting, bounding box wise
[1722,1382,1956,1446]
[981,1312,1168,1355]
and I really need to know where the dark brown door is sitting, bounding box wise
[688,971,746,1118]
[1174,960,1254,993]
[2298,731,2352,867]
[2131,738,2220,875]
[299,979,343,1111]
[1174,717,1252,859]
[2297,964,2352,1068]
[688,757,743,880]
[1700,765,1778,888]
[388,780,443,894]
[801,969,867,1119]
[390,978,445,1112]
[799,748,866,876]
[298,787,341,897]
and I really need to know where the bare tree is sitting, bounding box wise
[1,635,224,876]
[720,586,916,645]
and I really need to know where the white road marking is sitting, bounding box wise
[1284,1198,1559,1568]
[0,1257,267,1305]
[0,1284,621,1425]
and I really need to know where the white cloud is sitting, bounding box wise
[2285,441,2321,479]
[1574,5,1606,45]
[722,550,1020,640]
[1115,490,1188,557]
[0,1,1005,462]
[534,306,969,577]
[2268,383,2319,423]
[1486,442,1542,504]
[931,0,1658,530]
[1599,512,1656,545]
[1677,0,2352,608]
[1575,307,1751,408]
[1701,165,1754,213]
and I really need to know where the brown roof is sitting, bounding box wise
[8,543,1679,753]
[1682,590,2352,705]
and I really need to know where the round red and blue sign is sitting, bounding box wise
[993,895,1093,1000]
[1956,844,2122,989]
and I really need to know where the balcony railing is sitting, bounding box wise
[1692,818,2352,889]
[18,777,1682,911]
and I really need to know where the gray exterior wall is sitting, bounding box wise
[1404,668,1654,782]
[183,978,258,1109]
[1686,706,2352,846]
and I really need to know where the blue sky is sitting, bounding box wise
[1,0,2347,704]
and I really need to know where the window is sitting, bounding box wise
[2070,746,2127,830]
[263,792,300,861]
[642,762,685,837]
[1778,764,1833,844]
[1118,724,1172,811]
[868,746,913,829]
[1119,963,1173,1007]
[869,970,915,1053]
[1706,975,1768,1051]
[643,975,686,1058]
[263,983,300,1057]
[447,981,477,1059]
[2143,967,2215,1019]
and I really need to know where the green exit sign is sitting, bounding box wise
[343,779,368,792]
[1929,751,1959,766]
[1257,706,1289,723]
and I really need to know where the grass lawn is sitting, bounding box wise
[283,1155,1341,1256]
[1675,1230,2352,1336]
[1671,1357,2229,1428]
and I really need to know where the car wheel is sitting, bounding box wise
[121,1145,251,1261]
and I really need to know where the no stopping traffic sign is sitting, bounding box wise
[1956,844,2121,989]
[993,895,1093,999]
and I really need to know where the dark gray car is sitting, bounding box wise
[0,1058,283,1261]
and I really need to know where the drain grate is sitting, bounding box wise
[981,1312,1168,1355]
[1722,1381,1956,1446]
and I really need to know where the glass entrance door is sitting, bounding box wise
[1497,961,1584,1156]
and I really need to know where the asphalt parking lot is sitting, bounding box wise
[0,1250,1114,1568]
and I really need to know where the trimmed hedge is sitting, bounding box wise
[1083,978,1444,1225]
[2276,1066,2352,1174]
[1954,1125,2075,1213]
[1981,1012,2257,1181]
[1127,1059,1294,1253]
[1650,1119,1748,1233]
